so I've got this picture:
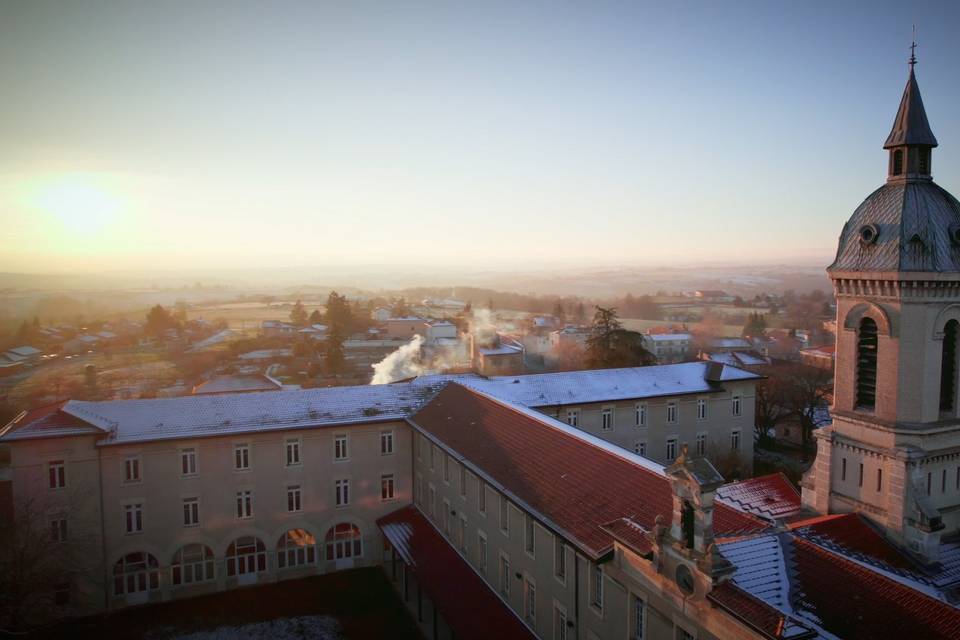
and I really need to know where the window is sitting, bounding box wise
[523,576,537,626]
[697,398,707,421]
[731,430,741,451]
[601,408,613,431]
[277,529,317,568]
[113,552,159,596]
[48,460,66,489]
[124,503,143,534]
[500,496,510,535]
[180,448,197,476]
[635,403,647,427]
[381,474,395,501]
[428,484,436,517]
[380,430,394,455]
[857,318,879,410]
[285,439,301,466]
[591,564,604,609]
[696,433,706,456]
[124,456,141,483]
[554,603,568,640]
[458,515,467,552]
[50,517,67,543]
[666,438,678,461]
[478,479,486,514]
[234,444,250,470]
[477,531,488,575]
[941,320,958,414]
[732,394,742,417]
[443,455,451,483]
[325,522,362,560]
[236,490,253,519]
[499,553,511,597]
[171,544,214,586]
[335,479,350,506]
[634,440,647,456]
[859,463,864,488]
[631,594,646,640]
[919,148,930,174]
[554,537,566,581]
[943,468,948,493]
[841,457,847,482]
[460,465,467,498]
[525,514,535,556]
[226,536,266,576]
[287,485,302,512]
[566,409,579,427]
[877,468,883,492]
[928,471,932,496]
[182,497,199,526]
[334,434,348,461]
[893,148,904,175]
[666,401,678,424]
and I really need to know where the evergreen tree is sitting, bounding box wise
[309,309,323,325]
[392,297,410,317]
[585,307,656,369]
[144,305,180,338]
[552,300,565,324]
[290,300,308,326]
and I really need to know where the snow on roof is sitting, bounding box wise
[8,345,41,357]
[645,333,692,341]
[46,381,447,445]
[716,473,801,521]
[711,337,752,348]
[478,344,523,356]
[386,316,425,322]
[192,374,282,395]
[237,348,293,360]
[455,362,759,407]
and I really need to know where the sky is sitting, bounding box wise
[2,1,959,275]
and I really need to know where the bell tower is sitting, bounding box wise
[802,44,960,562]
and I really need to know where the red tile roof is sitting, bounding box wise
[600,517,654,556]
[708,582,794,639]
[377,505,534,640]
[410,383,766,558]
[789,512,913,570]
[790,536,960,639]
[716,473,802,521]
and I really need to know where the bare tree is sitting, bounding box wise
[0,492,99,631]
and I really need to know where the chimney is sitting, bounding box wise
[704,361,724,383]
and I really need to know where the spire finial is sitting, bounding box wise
[909,26,918,70]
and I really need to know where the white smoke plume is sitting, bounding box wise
[370,335,426,384]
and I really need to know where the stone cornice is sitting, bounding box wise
[831,276,960,301]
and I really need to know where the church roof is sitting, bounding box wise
[884,68,938,149]
[828,181,960,273]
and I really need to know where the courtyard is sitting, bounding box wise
[34,568,422,640]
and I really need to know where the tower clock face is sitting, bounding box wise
[676,563,695,594]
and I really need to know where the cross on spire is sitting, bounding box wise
[909,26,917,69]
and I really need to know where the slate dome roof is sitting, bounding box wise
[829,181,960,273]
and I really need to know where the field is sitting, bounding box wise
[189,301,325,331]
[620,317,743,337]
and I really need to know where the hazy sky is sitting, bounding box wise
[2,1,959,274]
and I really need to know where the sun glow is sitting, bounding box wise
[28,174,124,234]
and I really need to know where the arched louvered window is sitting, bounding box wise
[940,320,958,414]
[856,318,878,410]
[919,149,930,174]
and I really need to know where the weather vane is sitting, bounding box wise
[909,25,917,69]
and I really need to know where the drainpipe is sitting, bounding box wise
[574,552,581,640]
[97,446,109,613]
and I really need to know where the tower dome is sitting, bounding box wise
[829,58,960,274]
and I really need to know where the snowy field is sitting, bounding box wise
[152,616,341,640]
